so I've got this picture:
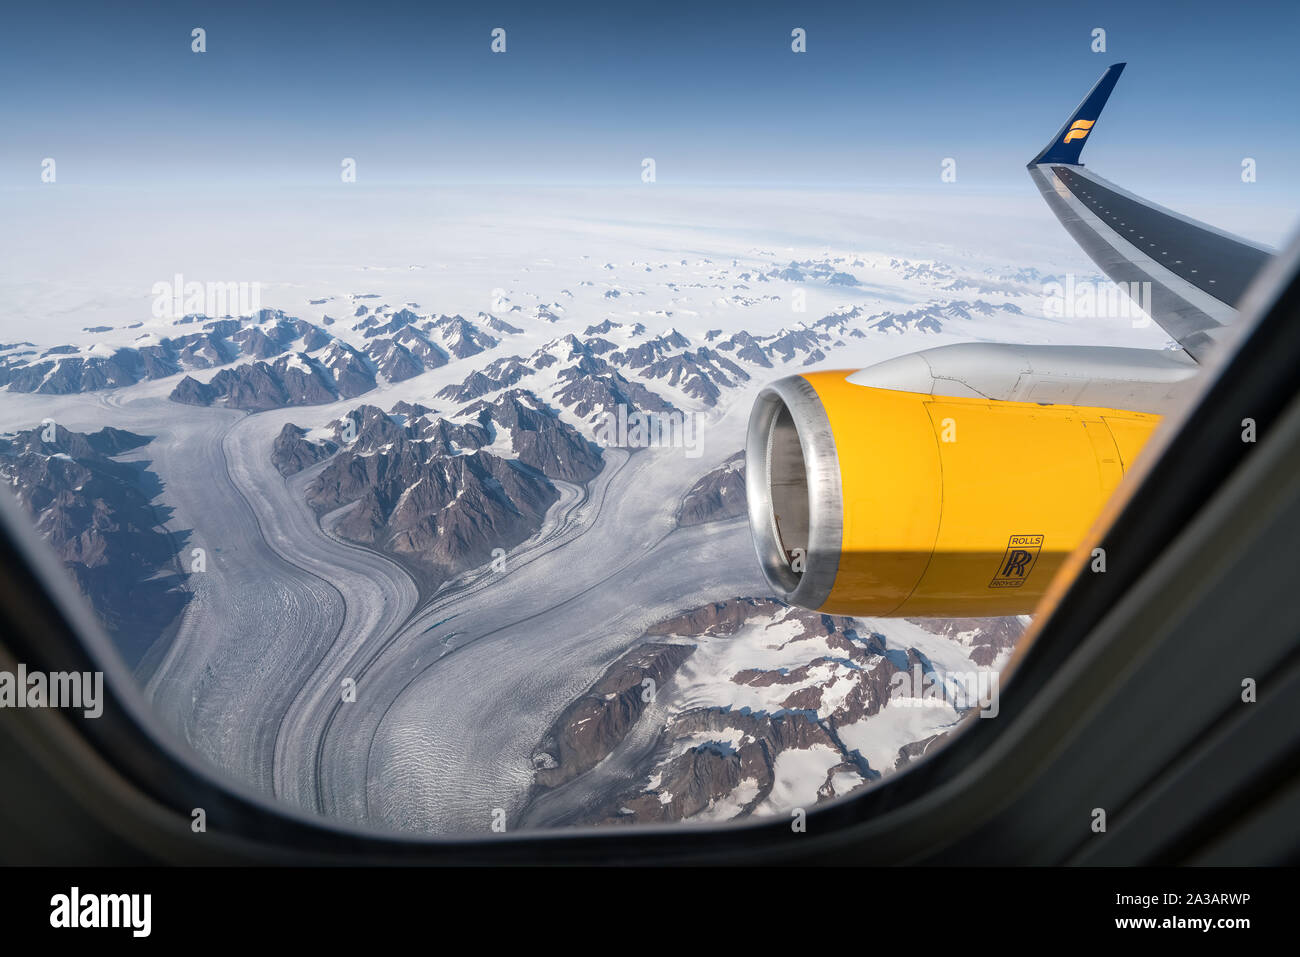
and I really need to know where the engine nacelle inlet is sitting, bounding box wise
[745,370,1159,617]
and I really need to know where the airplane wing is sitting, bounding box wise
[1028,63,1274,361]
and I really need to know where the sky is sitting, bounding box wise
[1,0,1298,208]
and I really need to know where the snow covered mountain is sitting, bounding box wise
[527,599,1023,826]
[0,211,1157,837]
[293,391,603,589]
[0,423,188,667]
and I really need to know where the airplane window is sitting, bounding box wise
[2,8,1296,844]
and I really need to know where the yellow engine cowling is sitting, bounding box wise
[745,370,1159,617]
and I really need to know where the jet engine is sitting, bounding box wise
[745,369,1160,617]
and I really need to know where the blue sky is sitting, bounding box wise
[2,0,1298,205]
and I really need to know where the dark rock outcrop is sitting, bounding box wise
[461,390,603,483]
[0,424,188,666]
[525,596,1010,827]
[2,310,340,396]
[532,642,695,789]
[271,424,339,477]
[644,597,786,638]
[303,395,601,586]
[905,617,1026,667]
[677,451,746,526]
[169,352,356,411]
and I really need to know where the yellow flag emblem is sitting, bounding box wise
[1064,119,1095,144]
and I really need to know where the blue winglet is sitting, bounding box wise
[1029,63,1126,166]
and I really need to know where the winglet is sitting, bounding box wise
[1028,63,1126,167]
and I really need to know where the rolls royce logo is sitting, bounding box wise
[990,534,1044,588]
[1063,119,1095,144]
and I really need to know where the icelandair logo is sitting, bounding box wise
[1063,119,1095,144]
